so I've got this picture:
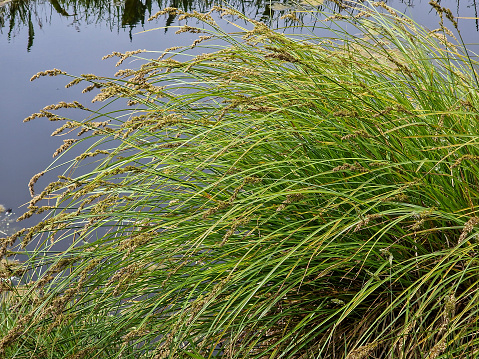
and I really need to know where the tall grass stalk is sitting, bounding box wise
[2,2,479,357]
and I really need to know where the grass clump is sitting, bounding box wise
[2,1,479,358]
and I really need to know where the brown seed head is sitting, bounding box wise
[28,171,46,197]
[30,68,66,82]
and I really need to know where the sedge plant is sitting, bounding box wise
[2,1,479,358]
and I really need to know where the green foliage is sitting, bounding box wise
[3,2,479,358]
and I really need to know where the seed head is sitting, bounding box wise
[30,68,66,81]
[28,171,46,197]
[53,139,78,158]
[459,216,479,243]
[346,342,378,359]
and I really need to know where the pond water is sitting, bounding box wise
[0,0,478,236]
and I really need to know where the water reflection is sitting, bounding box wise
[0,205,17,238]
[0,0,302,50]
[1,0,281,51]
[3,0,477,51]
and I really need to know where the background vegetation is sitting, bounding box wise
[0,0,325,51]
[2,1,479,358]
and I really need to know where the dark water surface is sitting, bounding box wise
[0,0,478,233]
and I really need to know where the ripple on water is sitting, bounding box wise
[0,204,16,238]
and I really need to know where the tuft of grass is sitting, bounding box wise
[3,2,479,358]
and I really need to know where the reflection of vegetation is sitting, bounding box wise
[1,0,155,50]
[0,0,306,50]
[4,2,479,358]
[4,0,477,51]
